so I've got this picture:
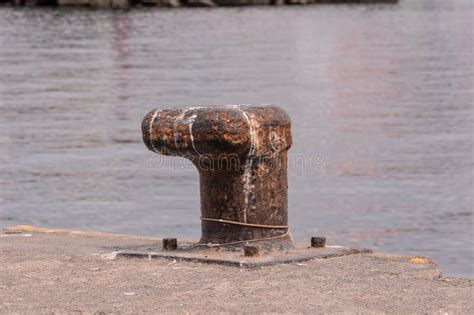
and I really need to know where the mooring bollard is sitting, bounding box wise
[142,105,292,250]
[311,236,326,248]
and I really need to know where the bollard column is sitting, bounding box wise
[142,105,292,250]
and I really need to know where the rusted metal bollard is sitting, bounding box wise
[142,105,292,250]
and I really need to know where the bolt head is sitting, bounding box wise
[163,238,178,250]
[311,236,326,248]
[244,245,260,257]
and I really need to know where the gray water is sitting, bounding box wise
[0,1,472,277]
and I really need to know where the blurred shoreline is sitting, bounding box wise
[0,0,398,9]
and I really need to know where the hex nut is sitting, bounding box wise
[163,238,178,250]
[244,245,260,257]
[311,236,326,248]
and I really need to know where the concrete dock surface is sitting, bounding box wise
[1,226,472,314]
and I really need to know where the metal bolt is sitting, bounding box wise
[162,238,177,250]
[311,236,326,248]
[244,245,260,257]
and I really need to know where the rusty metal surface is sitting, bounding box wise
[142,105,293,249]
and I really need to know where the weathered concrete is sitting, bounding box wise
[117,244,371,267]
[0,225,472,314]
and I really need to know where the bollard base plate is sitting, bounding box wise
[115,243,371,267]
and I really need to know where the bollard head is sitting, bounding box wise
[142,105,291,162]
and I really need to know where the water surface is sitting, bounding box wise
[0,0,472,276]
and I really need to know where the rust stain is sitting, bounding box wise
[410,257,430,264]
